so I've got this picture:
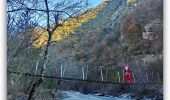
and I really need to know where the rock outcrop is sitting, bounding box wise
[143,19,163,40]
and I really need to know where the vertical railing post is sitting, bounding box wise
[117,71,120,83]
[146,73,149,83]
[43,63,46,75]
[132,73,135,83]
[11,78,14,87]
[100,69,103,82]
[63,63,65,77]
[151,72,154,83]
[61,65,63,78]
[105,68,108,82]
[82,67,85,80]
[63,65,65,77]
[56,67,57,76]
[35,61,39,75]
[122,70,124,83]
[157,72,161,83]
[85,65,88,80]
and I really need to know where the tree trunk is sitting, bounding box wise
[27,0,51,99]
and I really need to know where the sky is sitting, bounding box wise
[90,0,106,7]
[33,0,107,26]
[37,0,106,26]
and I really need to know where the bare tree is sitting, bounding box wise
[7,0,89,99]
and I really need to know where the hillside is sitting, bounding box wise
[32,1,109,48]
[46,0,163,81]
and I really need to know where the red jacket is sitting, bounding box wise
[123,64,133,83]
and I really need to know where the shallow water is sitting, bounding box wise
[62,91,135,100]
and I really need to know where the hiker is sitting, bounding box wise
[123,64,133,84]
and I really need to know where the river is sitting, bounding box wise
[61,91,135,100]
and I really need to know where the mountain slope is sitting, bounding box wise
[32,1,109,48]
[47,0,163,79]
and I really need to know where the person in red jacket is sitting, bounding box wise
[123,64,133,84]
